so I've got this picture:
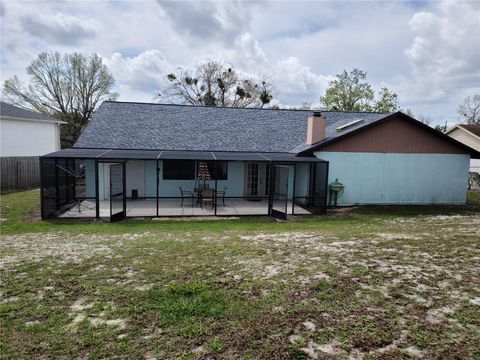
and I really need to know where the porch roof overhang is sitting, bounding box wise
[42,148,326,163]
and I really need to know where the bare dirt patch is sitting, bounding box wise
[2,211,479,358]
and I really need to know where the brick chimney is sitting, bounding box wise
[306,111,326,145]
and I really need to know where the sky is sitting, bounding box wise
[1,0,479,126]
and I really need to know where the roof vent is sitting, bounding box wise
[336,118,364,132]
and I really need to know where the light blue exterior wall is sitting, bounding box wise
[144,160,157,197]
[98,163,105,200]
[216,161,245,197]
[288,165,294,199]
[144,160,246,197]
[89,160,249,200]
[87,160,311,202]
[275,165,295,200]
[85,160,96,198]
[294,163,309,199]
[85,161,106,199]
[314,151,470,205]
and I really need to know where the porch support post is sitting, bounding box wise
[214,160,218,216]
[284,165,288,216]
[309,162,315,208]
[292,163,296,215]
[323,161,329,211]
[268,162,273,215]
[65,158,69,203]
[95,159,99,218]
[55,158,59,211]
[312,162,317,210]
[72,159,76,201]
[156,160,159,217]
[122,161,126,215]
[40,157,45,219]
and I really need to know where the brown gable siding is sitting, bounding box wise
[319,116,467,154]
[459,124,480,137]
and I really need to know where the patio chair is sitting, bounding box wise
[202,189,214,209]
[216,187,227,206]
[179,187,194,207]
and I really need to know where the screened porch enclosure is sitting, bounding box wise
[40,149,328,220]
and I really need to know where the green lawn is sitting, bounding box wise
[1,190,479,359]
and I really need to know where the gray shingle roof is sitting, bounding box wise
[0,101,58,122]
[74,101,391,153]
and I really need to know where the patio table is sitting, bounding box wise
[194,187,218,208]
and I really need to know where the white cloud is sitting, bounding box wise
[1,0,478,125]
[156,0,252,45]
[104,50,174,101]
[232,33,268,68]
[19,12,101,45]
[405,1,480,99]
[271,57,333,105]
[391,0,480,124]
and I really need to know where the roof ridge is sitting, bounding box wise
[103,100,391,115]
[72,146,299,154]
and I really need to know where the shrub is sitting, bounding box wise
[468,172,480,190]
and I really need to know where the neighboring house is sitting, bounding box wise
[445,124,480,174]
[0,101,65,193]
[40,101,479,221]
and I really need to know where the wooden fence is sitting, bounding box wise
[1,156,40,193]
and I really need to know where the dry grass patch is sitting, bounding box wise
[1,192,480,358]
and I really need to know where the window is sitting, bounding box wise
[247,163,259,196]
[163,160,195,180]
[196,161,228,181]
[163,160,227,180]
[216,161,228,180]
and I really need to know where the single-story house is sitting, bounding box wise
[40,101,479,221]
[1,101,65,193]
[445,124,480,174]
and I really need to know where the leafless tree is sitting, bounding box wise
[3,52,118,147]
[458,95,480,125]
[163,61,273,108]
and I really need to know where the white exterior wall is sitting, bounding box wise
[446,128,480,174]
[315,152,470,205]
[447,128,480,151]
[1,118,61,156]
[471,159,480,174]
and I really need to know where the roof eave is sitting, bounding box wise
[0,115,66,124]
[297,111,480,159]
[446,125,480,141]
[296,112,395,155]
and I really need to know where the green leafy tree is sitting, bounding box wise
[3,52,118,147]
[375,87,399,112]
[435,124,448,132]
[319,69,399,112]
[458,95,480,125]
[163,61,273,108]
